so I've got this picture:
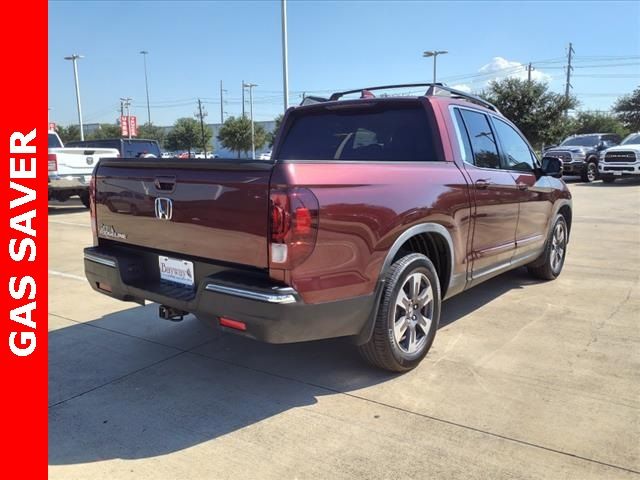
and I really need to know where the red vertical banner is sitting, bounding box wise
[120,115,129,137]
[0,0,48,477]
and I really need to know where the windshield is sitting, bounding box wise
[278,103,438,161]
[48,133,62,148]
[622,134,640,145]
[560,135,599,147]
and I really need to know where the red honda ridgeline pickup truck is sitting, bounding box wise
[84,84,571,372]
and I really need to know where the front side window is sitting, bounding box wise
[492,118,535,172]
[277,103,438,161]
[459,109,501,169]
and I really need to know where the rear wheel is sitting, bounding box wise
[358,253,441,372]
[527,215,568,280]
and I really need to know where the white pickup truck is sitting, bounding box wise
[599,132,640,183]
[48,131,119,207]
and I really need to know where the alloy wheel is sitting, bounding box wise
[550,222,566,273]
[392,272,434,354]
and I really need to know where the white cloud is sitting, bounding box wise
[450,84,472,93]
[478,56,552,84]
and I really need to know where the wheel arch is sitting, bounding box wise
[355,223,454,345]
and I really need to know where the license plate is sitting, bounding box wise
[158,256,195,287]
[614,171,623,176]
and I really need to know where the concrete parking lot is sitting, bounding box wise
[48,180,640,479]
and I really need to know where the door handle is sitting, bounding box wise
[475,179,491,189]
[516,182,529,190]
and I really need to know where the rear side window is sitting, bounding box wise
[48,133,62,148]
[459,109,501,169]
[277,104,438,161]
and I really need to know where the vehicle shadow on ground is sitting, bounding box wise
[48,268,537,466]
[578,177,640,187]
[48,200,87,215]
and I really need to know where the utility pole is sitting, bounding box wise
[565,42,574,101]
[527,62,535,83]
[219,80,226,123]
[120,97,132,139]
[120,99,124,117]
[140,50,151,125]
[243,82,257,159]
[64,54,85,140]
[281,0,289,111]
[242,80,245,117]
[422,50,448,84]
[196,98,208,157]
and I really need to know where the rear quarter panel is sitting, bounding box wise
[271,161,472,304]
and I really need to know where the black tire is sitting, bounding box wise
[527,215,568,280]
[79,192,90,209]
[601,175,616,184]
[581,159,598,183]
[358,253,441,372]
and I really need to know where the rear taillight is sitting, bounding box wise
[269,187,319,268]
[48,153,57,172]
[89,175,98,246]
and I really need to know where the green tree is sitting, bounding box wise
[137,123,166,145]
[481,78,578,148]
[165,117,211,155]
[55,125,81,144]
[218,116,267,158]
[613,86,640,131]
[568,112,628,138]
[87,123,121,140]
[268,114,284,147]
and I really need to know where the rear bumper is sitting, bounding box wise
[83,246,374,344]
[48,174,90,191]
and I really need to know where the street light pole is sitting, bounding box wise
[64,54,85,140]
[281,0,289,111]
[140,50,151,125]
[243,82,257,159]
[422,50,448,84]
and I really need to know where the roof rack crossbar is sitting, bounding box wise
[329,83,444,101]
[425,84,500,112]
[326,82,500,113]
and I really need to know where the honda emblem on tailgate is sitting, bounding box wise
[155,197,173,220]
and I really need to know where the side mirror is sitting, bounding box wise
[541,157,563,178]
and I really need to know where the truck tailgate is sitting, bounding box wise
[94,158,273,269]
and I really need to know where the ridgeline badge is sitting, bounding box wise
[99,224,127,240]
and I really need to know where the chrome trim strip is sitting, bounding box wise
[205,283,297,304]
[84,253,116,268]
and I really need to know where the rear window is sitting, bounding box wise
[48,133,62,148]
[123,141,160,157]
[277,104,438,161]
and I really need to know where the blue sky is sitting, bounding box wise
[49,0,640,127]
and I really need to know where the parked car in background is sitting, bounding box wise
[48,131,119,207]
[67,138,162,158]
[84,83,572,372]
[543,133,621,182]
[259,150,272,160]
[598,132,640,183]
